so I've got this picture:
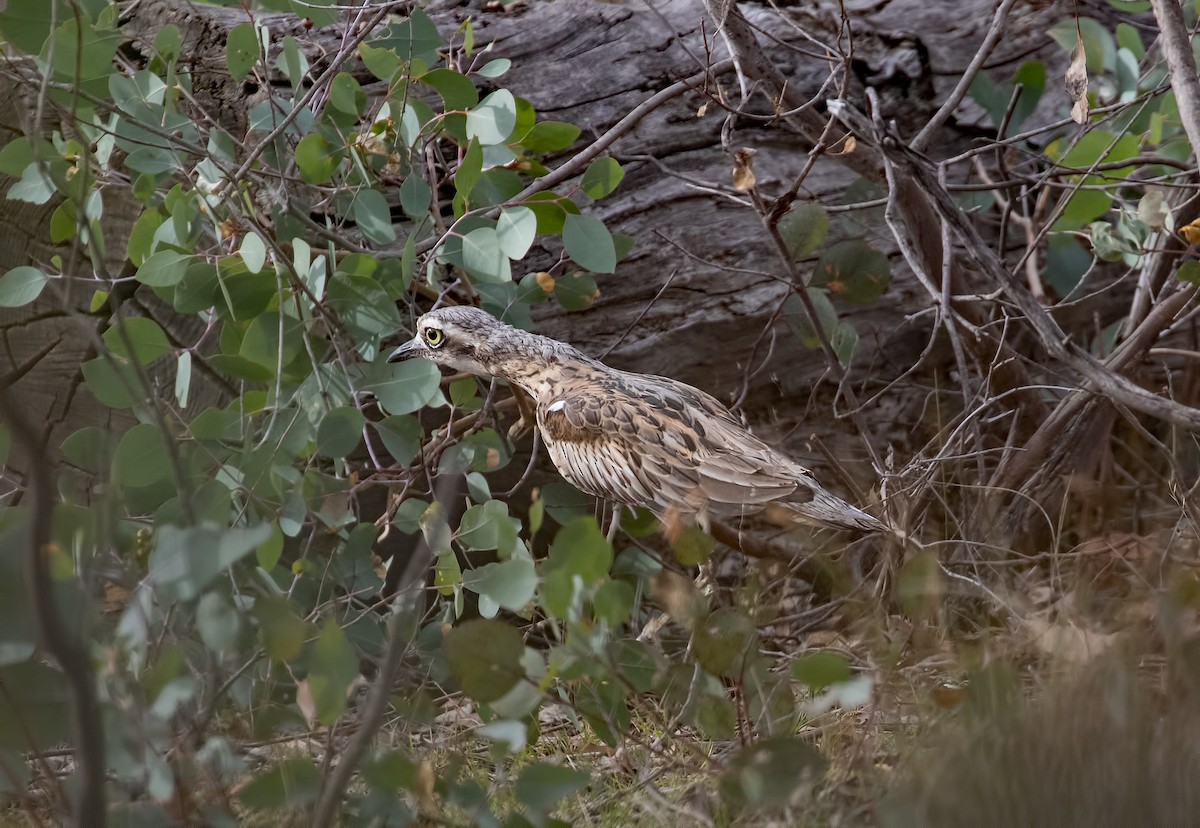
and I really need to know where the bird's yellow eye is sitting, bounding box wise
[423,327,445,348]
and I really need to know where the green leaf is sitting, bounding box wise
[329,72,366,116]
[515,764,590,814]
[149,523,273,602]
[308,620,360,725]
[316,406,364,458]
[49,202,75,244]
[497,206,536,259]
[358,42,401,82]
[369,9,443,63]
[580,157,624,199]
[461,226,511,283]
[103,316,171,365]
[62,427,115,474]
[791,651,852,691]
[45,17,120,93]
[671,524,715,565]
[421,68,478,110]
[240,231,267,273]
[253,598,307,661]
[813,240,890,303]
[553,271,599,312]
[457,500,518,551]
[238,758,320,810]
[197,592,241,655]
[478,58,511,78]
[0,661,72,750]
[778,202,829,259]
[276,34,308,87]
[463,559,537,614]
[520,121,581,153]
[155,24,183,61]
[399,174,432,218]
[575,673,629,746]
[295,133,339,185]
[369,359,441,416]
[606,639,657,692]
[897,549,943,621]
[113,424,171,488]
[0,0,57,55]
[374,415,423,465]
[82,356,141,409]
[546,516,613,584]
[0,266,48,307]
[1011,61,1046,130]
[256,523,284,571]
[226,22,260,81]
[1087,221,1128,262]
[784,289,838,350]
[466,89,517,145]
[443,618,525,702]
[455,138,484,204]
[351,188,396,244]
[562,213,616,273]
[831,320,858,367]
[720,738,827,810]
[1177,261,1200,285]
[135,250,190,287]
[693,608,758,678]
[1050,17,1115,74]
[175,351,192,408]
[593,579,635,626]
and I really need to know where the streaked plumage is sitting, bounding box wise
[389,306,887,534]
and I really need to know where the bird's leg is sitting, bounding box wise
[605,504,622,542]
[506,384,537,443]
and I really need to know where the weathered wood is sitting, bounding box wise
[0,0,1096,485]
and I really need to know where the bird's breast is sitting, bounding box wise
[542,436,651,507]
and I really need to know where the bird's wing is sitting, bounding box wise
[539,382,813,515]
[538,390,700,508]
[617,372,818,509]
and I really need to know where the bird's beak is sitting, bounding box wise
[388,337,426,362]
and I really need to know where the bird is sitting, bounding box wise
[389,306,888,535]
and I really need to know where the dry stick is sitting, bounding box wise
[309,473,455,828]
[1150,0,1200,153]
[0,398,105,826]
[911,0,1020,152]
[829,100,1200,432]
[508,58,735,204]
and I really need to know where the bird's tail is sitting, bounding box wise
[770,488,890,534]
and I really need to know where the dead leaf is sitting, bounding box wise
[1179,217,1200,245]
[1027,616,1116,663]
[649,569,708,631]
[1066,33,1089,124]
[696,102,709,118]
[295,679,317,729]
[829,135,857,156]
[535,271,555,292]
[732,147,757,192]
[1137,189,1170,230]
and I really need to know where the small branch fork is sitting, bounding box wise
[828,99,1200,433]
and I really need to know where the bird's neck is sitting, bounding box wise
[482,330,598,402]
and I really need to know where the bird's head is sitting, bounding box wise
[388,306,516,376]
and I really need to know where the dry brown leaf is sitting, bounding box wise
[830,134,857,156]
[1179,217,1200,245]
[295,678,317,729]
[1027,616,1116,664]
[1066,33,1089,125]
[732,147,757,191]
[650,569,708,631]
